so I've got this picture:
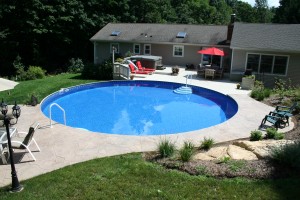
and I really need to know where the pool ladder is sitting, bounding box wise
[49,103,66,128]
[174,74,193,94]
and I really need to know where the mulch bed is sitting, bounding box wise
[144,98,300,179]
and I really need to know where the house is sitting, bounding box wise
[90,17,300,86]
[230,22,300,87]
[90,22,233,72]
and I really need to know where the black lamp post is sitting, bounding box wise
[0,99,23,192]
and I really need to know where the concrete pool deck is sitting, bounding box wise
[0,67,294,187]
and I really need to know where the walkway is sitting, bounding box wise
[0,67,294,187]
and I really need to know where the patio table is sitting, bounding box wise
[0,127,17,164]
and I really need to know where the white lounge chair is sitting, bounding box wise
[10,122,41,162]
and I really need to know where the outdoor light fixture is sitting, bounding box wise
[1,99,23,192]
[0,98,8,115]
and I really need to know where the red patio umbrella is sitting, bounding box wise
[197,47,225,56]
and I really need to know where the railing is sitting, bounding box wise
[185,74,193,87]
[49,103,66,128]
[113,63,130,80]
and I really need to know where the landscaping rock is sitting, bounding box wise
[227,145,258,160]
[206,146,229,159]
[193,153,214,160]
[233,140,295,159]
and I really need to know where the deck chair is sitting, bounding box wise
[128,63,152,75]
[272,102,298,126]
[10,122,41,161]
[260,112,283,130]
[136,61,155,72]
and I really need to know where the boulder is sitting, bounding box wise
[193,153,215,160]
[206,146,229,159]
[227,145,258,160]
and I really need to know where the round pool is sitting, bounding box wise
[41,81,238,135]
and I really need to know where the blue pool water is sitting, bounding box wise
[41,81,238,135]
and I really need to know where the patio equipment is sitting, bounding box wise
[10,122,41,162]
[197,47,225,56]
[128,63,152,75]
[260,112,284,130]
[136,61,156,72]
[205,69,215,80]
[271,102,298,126]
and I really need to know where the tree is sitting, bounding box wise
[254,0,273,23]
[273,0,300,23]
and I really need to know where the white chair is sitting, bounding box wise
[10,122,41,162]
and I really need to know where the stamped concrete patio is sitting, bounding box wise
[0,67,294,187]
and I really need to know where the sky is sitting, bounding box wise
[241,0,280,7]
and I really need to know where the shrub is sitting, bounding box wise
[200,137,215,150]
[25,66,46,80]
[274,132,284,140]
[68,58,84,73]
[250,130,263,141]
[250,81,271,101]
[217,156,231,164]
[13,55,27,81]
[271,141,300,170]
[266,127,277,139]
[158,139,175,158]
[82,60,113,80]
[179,141,195,162]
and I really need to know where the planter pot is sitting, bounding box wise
[241,77,255,90]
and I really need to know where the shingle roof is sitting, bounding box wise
[90,23,228,46]
[231,22,300,52]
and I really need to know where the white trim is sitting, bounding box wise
[133,44,140,54]
[144,44,151,55]
[230,49,234,73]
[110,43,119,53]
[245,52,289,76]
[173,45,184,57]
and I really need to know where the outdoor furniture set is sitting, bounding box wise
[260,102,297,130]
[197,65,224,80]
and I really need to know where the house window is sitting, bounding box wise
[144,44,151,55]
[246,53,288,75]
[133,44,140,54]
[110,43,119,53]
[173,45,184,57]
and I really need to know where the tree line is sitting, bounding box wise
[0,0,298,77]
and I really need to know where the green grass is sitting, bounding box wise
[0,73,98,104]
[1,154,300,199]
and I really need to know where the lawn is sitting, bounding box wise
[1,153,300,199]
[1,74,300,199]
[0,73,98,104]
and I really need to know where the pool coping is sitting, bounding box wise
[0,68,294,187]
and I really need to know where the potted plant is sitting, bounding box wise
[241,75,255,90]
[130,74,134,80]
[172,66,180,75]
[236,83,241,89]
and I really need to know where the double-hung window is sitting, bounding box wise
[133,44,140,55]
[173,45,184,57]
[144,44,151,55]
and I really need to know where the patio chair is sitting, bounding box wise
[129,63,152,75]
[10,122,41,161]
[205,69,215,80]
[136,61,155,72]
[260,112,283,130]
[271,102,298,126]
[215,68,224,79]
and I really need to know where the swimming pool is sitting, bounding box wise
[41,81,238,135]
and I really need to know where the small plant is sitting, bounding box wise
[266,127,284,140]
[244,75,255,79]
[130,74,134,80]
[158,139,175,158]
[271,141,300,170]
[200,137,215,150]
[217,156,231,164]
[274,132,284,140]
[196,165,209,176]
[227,160,246,172]
[236,83,241,89]
[266,127,277,139]
[250,130,263,141]
[171,66,180,75]
[179,141,195,162]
